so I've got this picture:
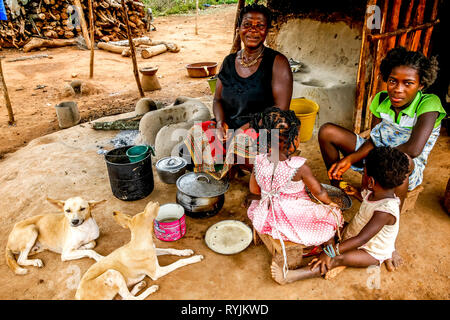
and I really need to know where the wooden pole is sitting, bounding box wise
[386,0,402,50]
[364,0,390,132]
[230,0,245,54]
[0,58,15,125]
[88,0,95,78]
[422,0,440,56]
[368,20,440,41]
[121,0,144,98]
[398,0,414,47]
[353,0,377,134]
[410,0,426,51]
[195,0,199,35]
[73,0,92,50]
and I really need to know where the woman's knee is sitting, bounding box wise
[318,122,339,142]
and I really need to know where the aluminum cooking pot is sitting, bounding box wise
[176,172,229,218]
[156,156,188,184]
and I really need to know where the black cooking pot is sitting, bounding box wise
[176,172,229,218]
[155,156,187,184]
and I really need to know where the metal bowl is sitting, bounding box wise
[305,183,352,211]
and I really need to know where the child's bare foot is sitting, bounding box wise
[270,261,289,285]
[324,266,346,280]
[384,250,403,271]
[270,261,319,284]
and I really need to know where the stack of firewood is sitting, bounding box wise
[0,0,148,49]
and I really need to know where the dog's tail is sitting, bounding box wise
[5,247,28,275]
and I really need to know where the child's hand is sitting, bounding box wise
[328,202,340,208]
[309,252,332,275]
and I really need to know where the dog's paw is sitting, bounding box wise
[92,254,104,262]
[15,268,28,275]
[180,249,194,256]
[135,281,147,291]
[33,259,44,268]
[192,255,204,262]
[148,285,159,293]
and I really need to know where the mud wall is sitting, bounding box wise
[266,0,366,130]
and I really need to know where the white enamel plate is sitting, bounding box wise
[205,220,253,255]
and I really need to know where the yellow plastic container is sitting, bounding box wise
[289,98,320,142]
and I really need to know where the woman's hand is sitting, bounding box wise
[309,252,332,275]
[328,156,353,181]
[216,121,231,142]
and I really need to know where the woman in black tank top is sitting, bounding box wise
[182,4,293,180]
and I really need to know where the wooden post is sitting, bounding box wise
[0,57,15,125]
[121,0,144,98]
[398,0,414,47]
[353,0,377,134]
[230,0,245,54]
[88,0,95,78]
[73,0,92,50]
[410,0,427,51]
[195,0,199,35]
[422,0,440,56]
[364,0,390,132]
[386,0,402,50]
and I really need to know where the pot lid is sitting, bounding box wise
[204,220,253,255]
[156,156,187,172]
[176,172,229,198]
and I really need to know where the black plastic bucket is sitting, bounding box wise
[105,146,154,201]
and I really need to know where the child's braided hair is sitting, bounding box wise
[380,47,439,90]
[365,146,409,189]
[250,107,301,155]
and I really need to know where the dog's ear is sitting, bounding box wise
[47,197,65,209]
[112,211,131,229]
[88,200,106,209]
[144,201,160,217]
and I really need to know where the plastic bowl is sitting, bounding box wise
[126,145,149,163]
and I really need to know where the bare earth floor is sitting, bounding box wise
[0,5,449,300]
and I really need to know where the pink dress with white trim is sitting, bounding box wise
[247,154,344,247]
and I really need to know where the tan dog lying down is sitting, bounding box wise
[5,197,105,275]
[75,201,204,300]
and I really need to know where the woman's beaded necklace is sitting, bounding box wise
[239,46,265,68]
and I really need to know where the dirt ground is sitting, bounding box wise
[0,5,449,300]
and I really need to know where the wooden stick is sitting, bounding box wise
[230,0,245,54]
[0,57,15,125]
[353,0,377,134]
[398,0,415,47]
[422,0,440,56]
[410,0,427,51]
[73,0,92,50]
[121,0,144,98]
[364,0,390,132]
[368,20,440,41]
[88,0,95,78]
[6,54,50,62]
[195,0,199,35]
[386,0,402,50]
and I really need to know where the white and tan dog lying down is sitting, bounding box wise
[5,197,105,275]
[76,201,204,300]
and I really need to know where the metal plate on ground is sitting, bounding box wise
[204,220,253,255]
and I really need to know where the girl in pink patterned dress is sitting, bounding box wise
[247,108,343,273]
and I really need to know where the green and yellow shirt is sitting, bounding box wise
[369,91,446,129]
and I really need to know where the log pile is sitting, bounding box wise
[0,0,148,49]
